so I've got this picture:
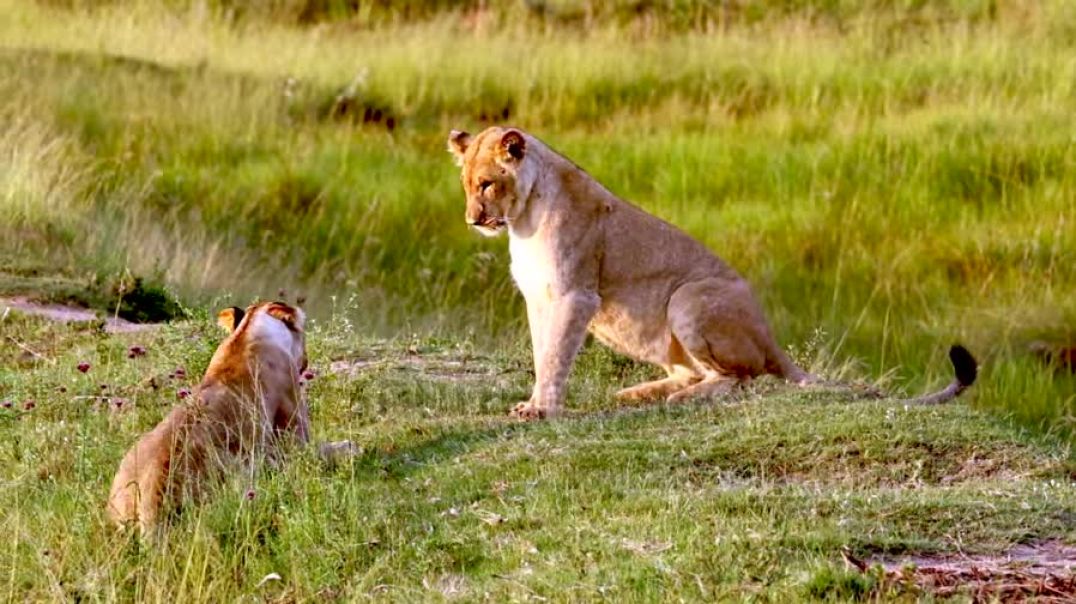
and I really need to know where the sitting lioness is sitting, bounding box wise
[108,301,311,534]
[448,127,977,419]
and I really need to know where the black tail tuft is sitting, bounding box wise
[949,344,978,387]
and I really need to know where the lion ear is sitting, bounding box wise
[447,130,472,166]
[266,302,306,332]
[500,129,526,161]
[216,306,245,333]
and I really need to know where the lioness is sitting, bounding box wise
[108,301,310,534]
[448,127,977,419]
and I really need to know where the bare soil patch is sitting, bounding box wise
[851,541,1076,601]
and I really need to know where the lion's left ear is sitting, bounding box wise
[266,302,306,332]
[500,129,526,161]
[216,306,245,333]
[447,130,472,166]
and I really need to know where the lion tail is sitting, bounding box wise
[899,344,979,406]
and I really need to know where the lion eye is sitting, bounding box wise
[479,180,493,193]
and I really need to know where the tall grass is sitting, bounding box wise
[0,0,1073,435]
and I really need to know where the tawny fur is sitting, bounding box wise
[448,127,977,419]
[107,302,310,535]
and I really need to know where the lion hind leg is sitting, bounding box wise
[108,429,174,536]
[668,283,762,371]
[668,278,803,382]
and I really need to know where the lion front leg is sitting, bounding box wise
[526,297,547,381]
[514,300,547,414]
[512,291,599,420]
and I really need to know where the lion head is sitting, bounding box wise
[447,127,535,237]
[217,301,308,372]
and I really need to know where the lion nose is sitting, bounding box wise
[466,203,486,225]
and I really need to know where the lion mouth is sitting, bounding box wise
[470,216,507,235]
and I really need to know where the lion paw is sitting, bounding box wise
[616,385,664,402]
[509,402,558,421]
[615,386,645,401]
[665,390,693,404]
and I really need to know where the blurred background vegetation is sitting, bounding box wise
[1,0,1073,436]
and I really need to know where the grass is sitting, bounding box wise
[1,308,1074,600]
[0,0,1074,597]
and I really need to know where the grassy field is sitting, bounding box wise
[1,0,1075,599]
[2,310,1074,600]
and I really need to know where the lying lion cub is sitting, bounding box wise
[448,127,977,419]
[108,301,310,534]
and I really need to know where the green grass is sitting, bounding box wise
[2,309,1074,600]
[0,0,1075,597]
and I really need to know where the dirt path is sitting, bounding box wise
[0,296,157,333]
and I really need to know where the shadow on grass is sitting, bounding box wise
[345,419,538,481]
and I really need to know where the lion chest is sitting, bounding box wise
[508,236,556,303]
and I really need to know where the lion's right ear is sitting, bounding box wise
[447,130,472,166]
[216,306,245,333]
[500,129,526,162]
[266,302,306,333]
